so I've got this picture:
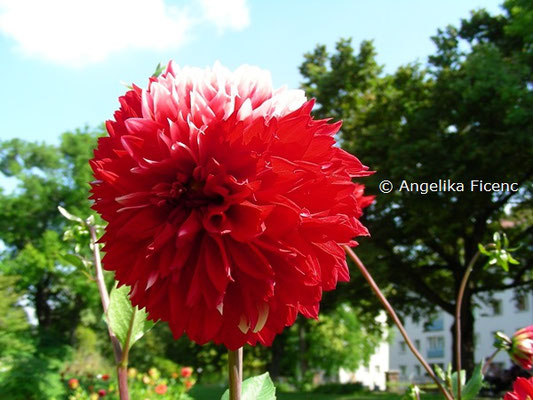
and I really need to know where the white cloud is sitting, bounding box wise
[0,0,250,67]
[199,0,250,32]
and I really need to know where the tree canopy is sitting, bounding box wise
[299,0,532,374]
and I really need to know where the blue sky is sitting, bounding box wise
[0,0,504,147]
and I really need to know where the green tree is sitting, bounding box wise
[279,305,385,388]
[0,275,33,363]
[0,127,103,340]
[299,1,532,375]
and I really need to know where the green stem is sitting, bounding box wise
[89,224,128,399]
[482,348,501,375]
[89,225,122,362]
[228,348,243,400]
[455,251,480,400]
[344,246,453,400]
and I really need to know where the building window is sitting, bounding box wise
[415,365,421,376]
[400,365,407,376]
[515,294,529,312]
[399,341,406,353]
[490,299,503,316]
[425,316,444,331]
[415,339,421,350]
[427,336,445,358]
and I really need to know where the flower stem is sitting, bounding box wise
[482,348,501,375]
[454,250,480,400]
[228,347,243,400]
[344,246,453,400]
[117,365,130,400]
[89,224,128,399]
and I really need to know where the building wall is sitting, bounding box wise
[389,289,533,382]
[340,341,390,390]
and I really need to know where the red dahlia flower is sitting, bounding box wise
[90,62,372,350]
[181,366,193,378]
[504,377,533,400]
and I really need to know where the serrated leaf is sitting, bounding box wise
[221,372,276,400]
[434,364,446,382]
[58,206,84,224]
[106,285,155,350]
[462,362,483,400]
[59,253,85,269]
[451,369,466,398]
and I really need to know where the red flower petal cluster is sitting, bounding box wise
[90,62,372,349]
[504,377,533,400]
[68,378,79,389]
[511,326,533,370]
[155,384,168,395]
[180,366,193,378]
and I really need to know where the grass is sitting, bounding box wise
[188,385,445,400]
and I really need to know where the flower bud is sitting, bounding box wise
[510,326,533,370]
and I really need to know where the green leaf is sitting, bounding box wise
[106,284,155,350]
[451,369,466,398]
[221,372,276,400]
[433,364,446,382]
[402,384,421,400]
[462,362,483,400]
[152,62,165,78]
[59,253,85,269]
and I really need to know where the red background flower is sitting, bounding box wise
[180,366,193,378]
[504,377,533,400]
[90,62,371,349]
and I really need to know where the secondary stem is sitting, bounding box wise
[482,348,501,375]
[344,246,453,400]
[455,251,480,400]
[228,347,243,400]
[89,225,122,362]
[89,224,129,400]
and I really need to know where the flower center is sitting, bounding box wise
[153,179,224,209]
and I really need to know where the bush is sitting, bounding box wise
[313,382,365,394]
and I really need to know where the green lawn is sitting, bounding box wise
[189,385,444,400]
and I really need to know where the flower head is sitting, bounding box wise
[184,380,194,390]
[155,384,168,395]
[90,61,372,349]
[101,374,110,381]
[180,366,193,378]
[510,326,533,370]
[504,377,533,400]
[68,378,79,389]
[98,389,107,397]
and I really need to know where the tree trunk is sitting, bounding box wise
[34,277,52,330]
[297,317,308,382]
[268,332,285,380]
[451,292,475,377]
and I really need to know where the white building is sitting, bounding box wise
[389,289,533,383]
[340,340,390,390]
[339,312,390,390]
